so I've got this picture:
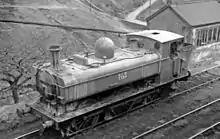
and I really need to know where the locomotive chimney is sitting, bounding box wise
[48,45,62,69]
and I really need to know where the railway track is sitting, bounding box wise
[132,66,220,139]
[14,129,40,139]
[14,65,220,139]
[188,122,220,139]
[132,99,220,139]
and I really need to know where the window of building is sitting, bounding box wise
[205,30,207,44]
[208,29,212,43]
[196,30,201,46]
[182,26,186,32]
[200,30,204,46]
[198,30,204,46]
[213,28,217,42]
[217,27,220,42]
[202,29,208,45]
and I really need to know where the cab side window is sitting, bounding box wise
[170,42,178,57]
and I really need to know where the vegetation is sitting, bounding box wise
[0,29,47,103]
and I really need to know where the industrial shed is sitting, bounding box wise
[145,0,220,47]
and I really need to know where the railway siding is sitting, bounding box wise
[131,66,220,139]
[133,99,220,139]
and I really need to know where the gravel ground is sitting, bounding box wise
[0,116,41,139]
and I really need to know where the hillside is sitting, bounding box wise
[0,0,135,58]
[81,0,148,18]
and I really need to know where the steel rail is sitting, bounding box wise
[169,72,220,99]
[14,66,220,139]
[190,64,220,76]
[188,122,220,139]
[0,19,129,34]
[14,129,40,139]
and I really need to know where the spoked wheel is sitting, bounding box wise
[59,118,85,138]
[59,113,102,137]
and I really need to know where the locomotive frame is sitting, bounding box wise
[30,30,193,137]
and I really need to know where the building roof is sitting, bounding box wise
[171,1,220,27]
[146,1,220,27]
[127,30,184,43]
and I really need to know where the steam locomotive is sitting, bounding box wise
[31,29,193,137]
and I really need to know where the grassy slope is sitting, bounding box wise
[0,0,132,58]
[82,0,148,18]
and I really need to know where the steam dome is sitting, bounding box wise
[95,37,115,59]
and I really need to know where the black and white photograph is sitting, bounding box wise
[0,0,220,139]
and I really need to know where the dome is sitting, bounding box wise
[95,37,115,59]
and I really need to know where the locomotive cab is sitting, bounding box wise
[126,33,161,54]
[127,30,193,83]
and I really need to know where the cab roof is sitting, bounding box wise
[127,30,184,43]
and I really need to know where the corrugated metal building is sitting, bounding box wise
[145,0,220,47]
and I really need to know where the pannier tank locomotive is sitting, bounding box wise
[31,30,193,137]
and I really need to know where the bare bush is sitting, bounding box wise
[0,43,47,103]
